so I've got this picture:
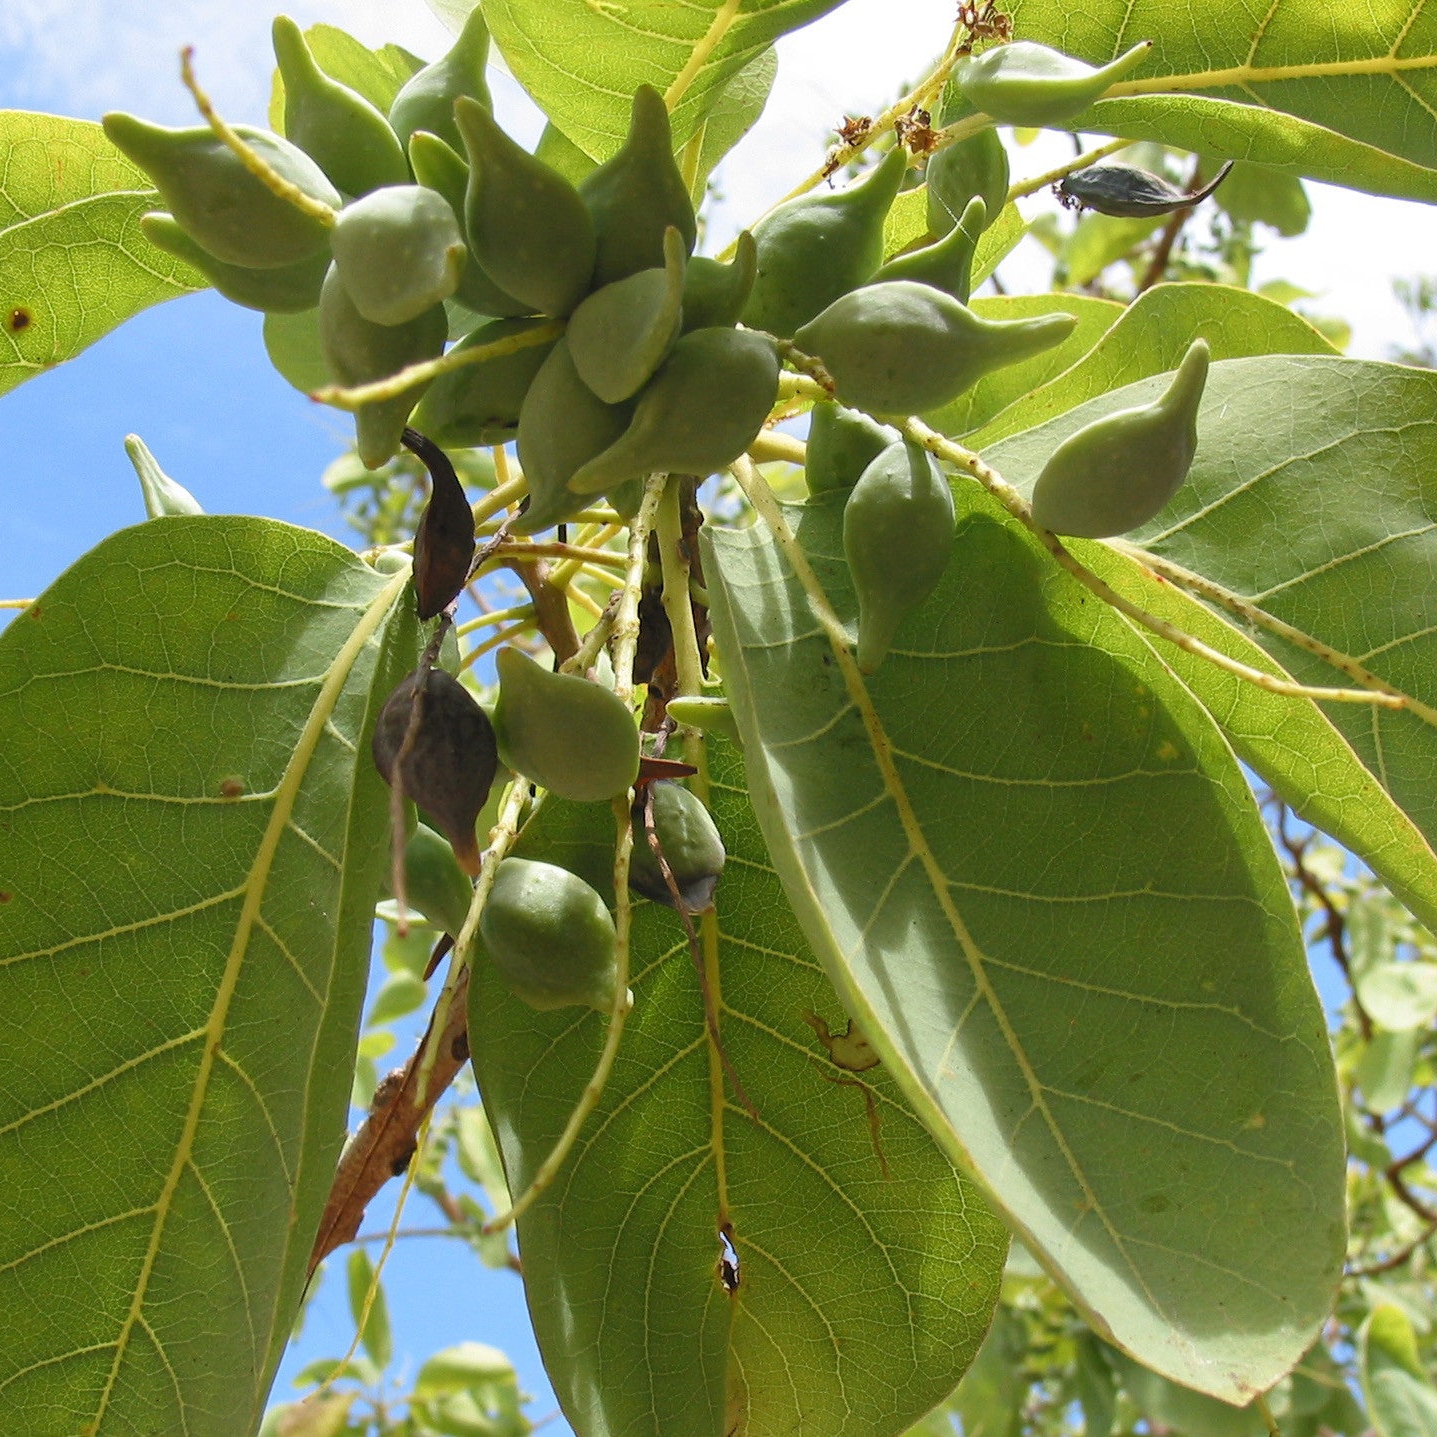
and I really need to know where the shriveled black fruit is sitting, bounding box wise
[403,428,475,620]
[318,263,448,467]
[390,6,493,153]
[794,280,1074,415]
[140,211,327,312]
[630,780,726,912]
[411,317,558,448]
[371,666,499,875]
[331,184,468,325]
[407,131,533,319]
[681,231,757,332]
[456,96,596,318]
[567,226,686,403]
[1058,160,1234,217]
[272,15,409,196]
[741,144,906,338]
[579,84,698,287]
[479,857,622,1013]
[805,400,898,495]
[514,339,635,532]
[569,327,780,494]
[926,128,1008,236]
[102,112,340,268]
[869,195,985,303]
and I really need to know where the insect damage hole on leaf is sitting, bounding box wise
[718,1224,740,1294]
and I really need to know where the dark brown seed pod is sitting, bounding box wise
[1057,160,1234,217]
[371,666,498,875]
[403,428,475,620]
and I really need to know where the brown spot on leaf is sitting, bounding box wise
[0,891,11,903]
[8,308,31,332]
[219,776,245,799]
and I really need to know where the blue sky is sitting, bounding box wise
[3,2,1435,1432]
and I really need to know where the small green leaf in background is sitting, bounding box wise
[1362,1304,1437,1437]
[0,113,203,397]
[704,486,1347,1400]
[0,517,414,1434]
[1216,162,1312,236]
[346,1248,394,1371]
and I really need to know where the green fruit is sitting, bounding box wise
[954,40,1150,127]
[492,646,640,802]
[371,667,499,875]
[394,823,474,936]
[741,144,907,339]
[102,112,340,267]
[388,5,494,152]
[272,15,409,196]
[125,433,204,518]
[843,438,955,673]
[805,401,898,495]
[664,695,742,744]
[569,328,780,494]
[869,196,984,303]
[331,184,468,325]
[406,131,532,318]
[630,780,726,912]
[794,280,1075,415]
[567,226,686,403]
[579,84,697,288]
[926,128,1008,236]
[479,857,622,1013]
[411,317,558,448]
[1029,338,1210,538]
[681,231,757,332]
[456,97,596,318]
[318,263,448,468]
[514,339,635,533]
[140,211,327,312]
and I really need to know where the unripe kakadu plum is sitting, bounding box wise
[869,196,985,303]
[1029,339,1210,538]
[102,112,340,267]
[742,144,907,338]
[331,185,468,325]
[514,339,634,533]
[389,6,494,153]
[405,131,532,319]
[411,317,558,449]
[794,280,1075,415]
[844,439,955,673]
[318,264,448,467]
[926,128,1008,236]
[681,231,757,332]
[456,96,596,317]
[492,647,640,802]
[630,781,726,912]
[567,226,686,403]
[568,328,780,494]
[954,40,1150,126]
[579,84,698,287]
[389,823,474,936]
[805,400,899,495]
[371,666,499,876]
[272,15,409,196]
[479,858,623,1013]
[140,211,328,312]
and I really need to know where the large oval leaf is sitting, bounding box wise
[1003,0,1437,201]
[0,517,414,1432]
[0,112,202,397]
[469,739,1006,1437]
[703,487,1346,1400]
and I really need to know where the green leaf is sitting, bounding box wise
[1072,1332,1117,1437]
[990,356,1437,872]
[1215,162,1312,236]
[1362,1304,1437,1437]
[364,969,429,1028]
[468,740,1007,1437]
[1063,212,1162,287]
[1356,963,1437,1031]
[946,1307,1027,1437]
[685,47,778,201]
[925,294,1123,440]
[345,1249,394,1370]
[0,516,414,1432]
[1355,1031,1422,1114]
[0,112,203,397]
[482,0,846,158]
[1005,0,1437,202]
[1106,1346,1268,1437]
[265,308,329,395]
[703,488,1346,1400]
[963,282,1337,449]
[414,1342,516,1399]
[882,192,1027,291]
